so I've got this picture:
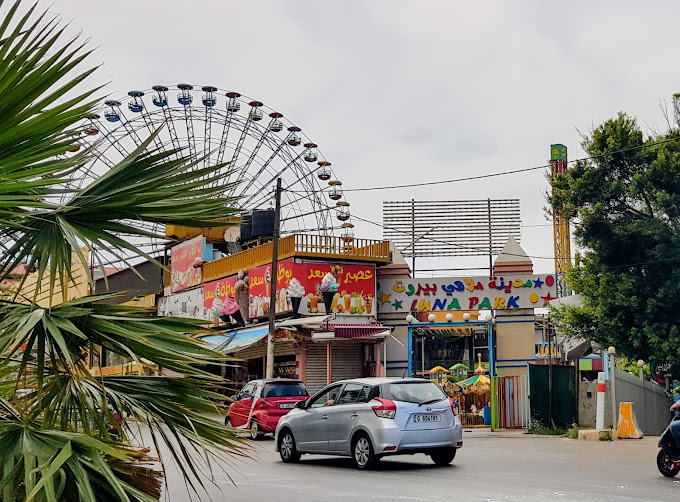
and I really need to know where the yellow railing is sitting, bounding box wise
[202,234,390,283]
[90,361,157,377]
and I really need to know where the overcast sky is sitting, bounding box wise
[50,0,680,275]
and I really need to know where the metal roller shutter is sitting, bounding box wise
[305,343,328,394]
[331,342,365,383]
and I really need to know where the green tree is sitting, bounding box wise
[0,2,244,500]
[550,106,680,366]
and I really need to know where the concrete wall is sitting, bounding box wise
[579,368,670,435]
[157,287,209,320]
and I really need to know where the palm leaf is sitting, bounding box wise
[0,2,249,499]
[0,0,101,215]
[0,133,240,301]
[0,422,161,502]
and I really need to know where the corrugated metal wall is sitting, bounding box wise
[331,342,365,383]
[305,343,328,394]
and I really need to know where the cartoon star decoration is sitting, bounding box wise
[541,292,555,306]
[392,299,403,310]
[380,292,391,305]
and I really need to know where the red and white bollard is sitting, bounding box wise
[596,371,605,429]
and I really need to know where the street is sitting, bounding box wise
[145,427,679,502]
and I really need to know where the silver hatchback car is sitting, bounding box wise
[275,377,463,469]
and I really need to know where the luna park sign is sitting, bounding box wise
[377,275,557,313]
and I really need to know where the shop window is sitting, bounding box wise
[274,355,296,379]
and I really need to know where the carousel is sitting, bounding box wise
[427,354,491,427]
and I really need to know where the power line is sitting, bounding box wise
[283,188,562,261]
[290,137,680,194]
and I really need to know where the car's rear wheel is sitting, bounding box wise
[249,420,263,440]
[352,433,378,470]
[278,429,301,463]
[430,447,456,466]
[224,416,232,427]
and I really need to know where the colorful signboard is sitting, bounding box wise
[170,236,205,293]
[550,144,567,161]
[247,259,376,318]
[298,262,376,316]
[203,275,238,314]
[377,275,557,313]
[248,260,290,317]
[652,360,676,385]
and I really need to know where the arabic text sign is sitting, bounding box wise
[204,276,238,312]
[170,236,204,293]
[248,259,293,317]
[247,260,376,317]
[299,262,376,316]
[377,275,556,312]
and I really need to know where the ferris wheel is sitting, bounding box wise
[68,84,355,260]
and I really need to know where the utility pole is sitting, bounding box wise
[266,178,282,379]
[411,198,416,278]
[487,198,493,276]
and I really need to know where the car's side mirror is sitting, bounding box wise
[294,400,306,410]
[230,394,238,401]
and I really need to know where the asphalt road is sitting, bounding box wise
[139,427,678,502]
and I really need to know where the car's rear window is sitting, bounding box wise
[387,381,447,404]
[262,382,308,398]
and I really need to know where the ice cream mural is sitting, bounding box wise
[170,236,213,293]
[247,259,375,317]
[203,270,248,326]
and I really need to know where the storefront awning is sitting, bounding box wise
[332,324,389,338]
[275,315,330,331]
[312,324,391,340]
[199,325,270,354]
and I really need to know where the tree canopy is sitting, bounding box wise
[551,105,680,366]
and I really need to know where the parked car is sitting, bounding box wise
[275,377,463,469]
[226,379,309,439]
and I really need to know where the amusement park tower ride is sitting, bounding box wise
[550,144,571,298]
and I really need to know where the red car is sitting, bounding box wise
[226,379,309,439]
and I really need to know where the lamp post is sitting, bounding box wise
[608,346,617,429]
[406,315,415,377]
[637,359,645,382]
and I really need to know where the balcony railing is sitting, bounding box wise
[201,234,390,283]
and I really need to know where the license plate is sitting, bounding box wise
[413,414,441,423]
[279,402,296,409]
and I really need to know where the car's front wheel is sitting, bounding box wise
[278,429,301,463]
[430,447,456,466]
[352,433,379,470]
